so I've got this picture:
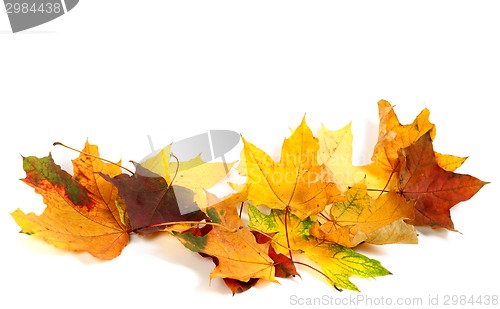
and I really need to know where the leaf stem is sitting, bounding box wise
[319,212,332,222]
[366,188,390,193]
[53,142,135,174]
[284,206,294,261]
[377,163,399,197]
[131,220,239,234]
[168,153,180,186]
[239,201,244,218]
[290,260,341,292]
[237,228,342,292]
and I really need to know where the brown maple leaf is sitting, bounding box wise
[102,163,208,234]
[399,132,488,230]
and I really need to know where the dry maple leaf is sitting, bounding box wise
[310,180,417,247]
[304,241,391,292]
[248,204,316,254]
[11,142,130,260]
[354,100,467,194]
[175,202,277,284]
[265,240,299,278]
[102,163,208,234]
[248,204,391,291]
[179,221,261,295]
[201,253,261,294]
[318,100,481,232]
[140,145,236,209]
[240,116,342,220]
[176,187,292,295]
[12,101,488,294]
[317,122,365,191]
[399,132,488,230]
[373,100,436,171]
[196,230,298,295]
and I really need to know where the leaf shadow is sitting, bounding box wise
[142,232,233,295]
[352,242,387,258]
[15,234,104,265]
[415,226,450,239]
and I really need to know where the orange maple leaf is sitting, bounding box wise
[11,142,130,260]
[310,180,417,247]
[175,201,277,284]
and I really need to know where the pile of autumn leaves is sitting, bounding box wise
[12,101,487,294]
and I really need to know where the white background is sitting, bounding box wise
[1,1,498,308]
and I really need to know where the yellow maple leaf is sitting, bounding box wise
[317,122,366,191]
[240,117,342,220]
[140,145,235,209]
[304,242,391,292]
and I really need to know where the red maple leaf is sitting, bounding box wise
[399,132,488,230]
